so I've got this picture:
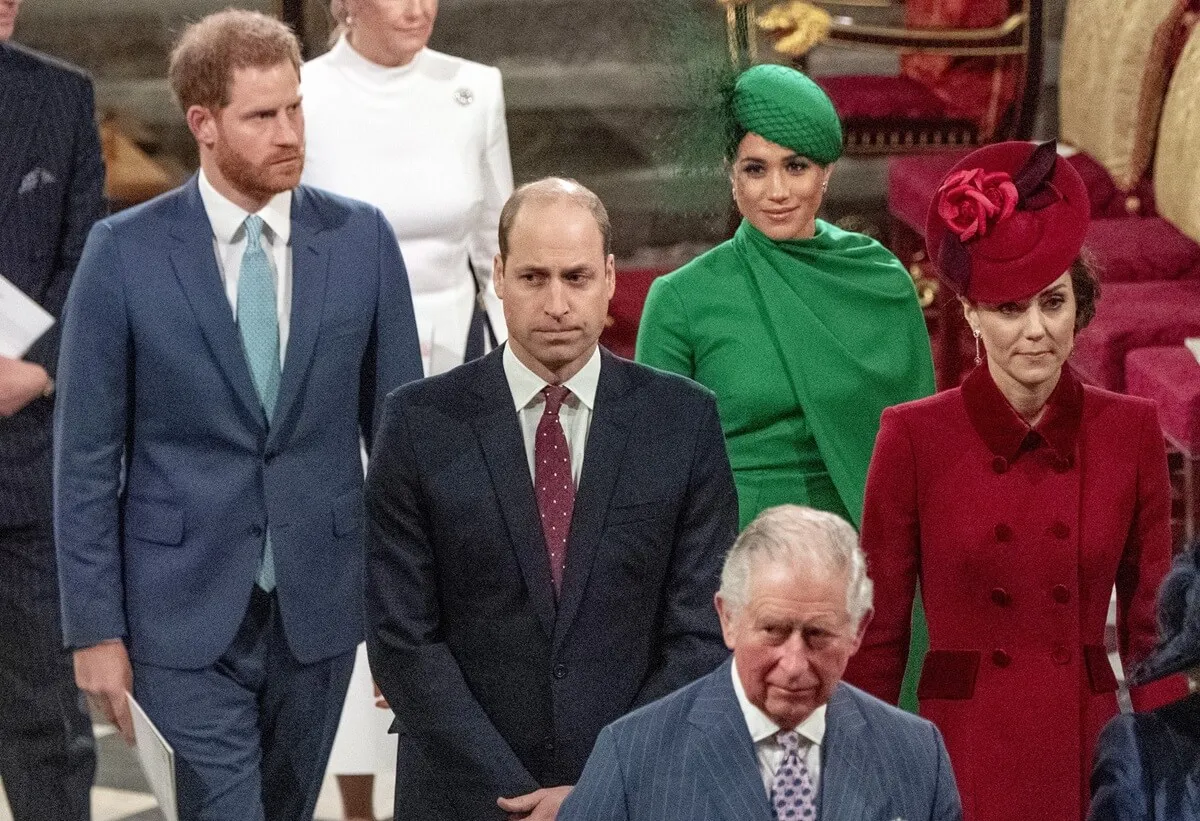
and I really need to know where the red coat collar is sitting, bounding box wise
[961,364,1083,468]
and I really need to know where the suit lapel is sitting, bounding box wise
[553,350,635,649]
[0,50,42,225]
[470,350,556,639]
[686,662,774,821]
[169,178,266,429]
[818,685,876,821]
[268,187,329,450]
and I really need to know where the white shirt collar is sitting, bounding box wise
[503,344,601,412]
[730,659,826,748]
[198,169,292,246]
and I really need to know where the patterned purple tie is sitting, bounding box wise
[771,730,817,821]
[535,385,574,593]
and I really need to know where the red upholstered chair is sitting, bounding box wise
[811,0,1043,154]
[599,269,669,360]
[1126,346,1200,543]
[883,0,1200,387]
[1071,281,1200,393]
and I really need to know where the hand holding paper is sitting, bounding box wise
[0,356,50,416]
[73,640,134,744]
[0,273,54,358]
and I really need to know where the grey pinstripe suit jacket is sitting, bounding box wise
[560,659,963,821]
[0,41,105,528]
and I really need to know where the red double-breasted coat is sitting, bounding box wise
[844,365,1186,821]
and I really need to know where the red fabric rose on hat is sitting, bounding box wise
[936,168,1019,242]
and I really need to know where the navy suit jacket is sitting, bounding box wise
[54,177,422,668]
[365,347,738,819]
[560,659,963,821]
[0,42,105,528]
[1088,691,1200,821]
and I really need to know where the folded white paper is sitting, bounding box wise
[0,274,54,358]
[127,692,179,821]
[1186,337,1200,365]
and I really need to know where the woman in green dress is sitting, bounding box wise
[636,63,935,531]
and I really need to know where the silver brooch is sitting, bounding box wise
[454,87,474,106]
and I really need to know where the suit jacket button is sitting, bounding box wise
[1054,455,1073,473]
[543,737,555,752]
[992,649,1011,668]
[1052,645,1071,665]
[1052,584,1071,604]
[552,663,567,680]
[992,456,1008,474]
[990,588,1011,606]
[1050,521,1071,539]
[250,524,263,538]
[994,523,1013,543]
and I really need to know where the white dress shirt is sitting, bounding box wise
[198,169,293,366]
[502,344,601,487]
[731,659,826,800]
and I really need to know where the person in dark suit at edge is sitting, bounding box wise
[53,9,422,819]
[0,0,106,816]
[365,177,739,820]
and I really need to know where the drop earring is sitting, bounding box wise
[973,328,982,367]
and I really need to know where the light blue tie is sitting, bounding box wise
[237,214,281,592]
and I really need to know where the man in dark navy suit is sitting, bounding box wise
[366,178,739,820]
[54,9,422,820]
[0,0,106,817]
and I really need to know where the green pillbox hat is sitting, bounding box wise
[732,64,843,165]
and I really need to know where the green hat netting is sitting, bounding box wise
[732,63,843,165]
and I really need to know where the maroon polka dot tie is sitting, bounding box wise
[535,385,574,594]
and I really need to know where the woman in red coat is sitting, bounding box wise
[844,141,1187,821]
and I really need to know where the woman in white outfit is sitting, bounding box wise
[301,1,513,818]
[304,0,512,378]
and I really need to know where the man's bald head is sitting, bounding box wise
[498,177,612,259]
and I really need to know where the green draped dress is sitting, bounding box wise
[635,218,936,709]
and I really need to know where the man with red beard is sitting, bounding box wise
[52,9,422,819]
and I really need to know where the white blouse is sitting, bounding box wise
[301,36,513,373]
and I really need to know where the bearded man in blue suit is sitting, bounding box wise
[560,505,963,821]
[53,10,421,820]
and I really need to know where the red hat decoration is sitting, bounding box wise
[925,141,1090,304]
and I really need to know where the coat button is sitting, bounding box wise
[994,523,1013,543]
[1050,521,1071,539]
[250,524,264,538]
[1052,584,1071,604]
[1053,455,1073,473]
[990,588,1011,606]
[543,737,555,752]
[992,456,1008,474]
[1052,645,1071,665]
[992,649,1011,668]
[552,663,568,680]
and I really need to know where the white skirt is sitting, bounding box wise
[326,642,397,775]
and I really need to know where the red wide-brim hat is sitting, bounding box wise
[925,141,1090,304]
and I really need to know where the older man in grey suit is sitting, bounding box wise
[559,504,962,821]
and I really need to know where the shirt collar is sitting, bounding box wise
[198,169,292,246]
[502,344,601,412]
[961,362,1083,467]
[730,659,826,748]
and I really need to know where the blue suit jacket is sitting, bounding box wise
[1088,692,1200,821]
[560,659,963,821]
[366,347,738,819]
[54,177,422,668]
[0,42,105,528]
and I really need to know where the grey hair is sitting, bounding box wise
[719,505,873,628]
